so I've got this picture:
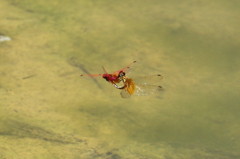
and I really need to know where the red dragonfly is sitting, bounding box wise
[80,61,163,98]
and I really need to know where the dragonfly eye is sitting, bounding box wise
[118,71,125,77]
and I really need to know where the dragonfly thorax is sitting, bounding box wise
[102,74,118,82]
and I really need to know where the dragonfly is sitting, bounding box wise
[80,61,163,98]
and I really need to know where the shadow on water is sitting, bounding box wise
[67,57,103,89]
[0,119,84,144]
[0,119,124,159]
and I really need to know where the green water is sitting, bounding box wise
[0,0,240,158]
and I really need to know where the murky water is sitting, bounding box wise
[1,0,240,158]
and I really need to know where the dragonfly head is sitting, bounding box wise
[118,71,126,78]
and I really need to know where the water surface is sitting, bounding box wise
[0,0,240,158]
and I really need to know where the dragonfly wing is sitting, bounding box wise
[135,84,163,96]
[120,89,131,98]
[112,61,137,75]
[133,74,163,85]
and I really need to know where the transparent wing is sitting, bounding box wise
[119,75,163,98]
[112,61,137,75]
[135,84,163,96]
[132,74,163,85]
[120,90,131,98]
[120,84,163,98]
[134,74,163,96]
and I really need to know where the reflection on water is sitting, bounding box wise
[0,0,240,158]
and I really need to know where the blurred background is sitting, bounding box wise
[0,0,240,158]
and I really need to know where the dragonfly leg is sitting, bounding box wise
[112,81,126,89]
